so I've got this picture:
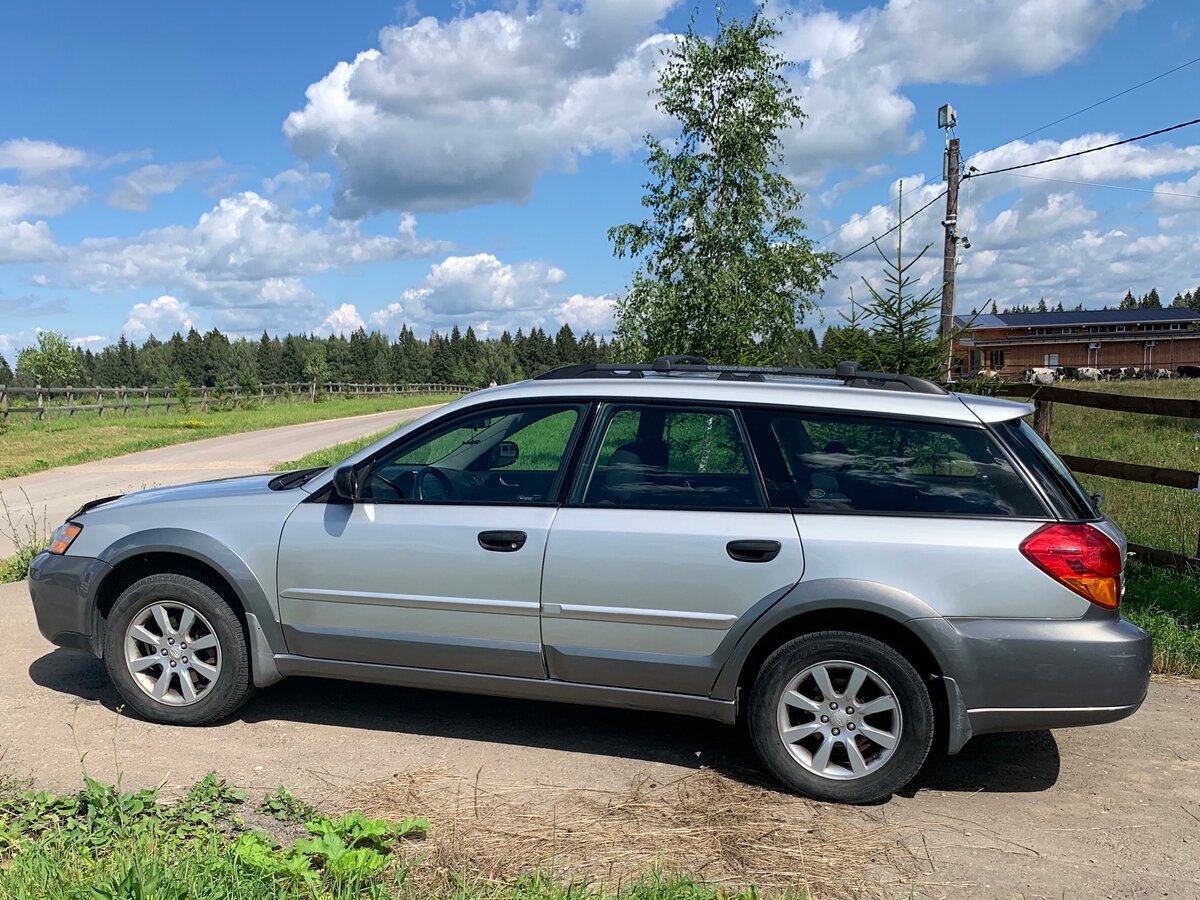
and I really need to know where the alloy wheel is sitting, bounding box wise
[775,659,902,780]
[123,601,222,706]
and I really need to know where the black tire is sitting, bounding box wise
[103,572,254,725]
[748,630,933,804]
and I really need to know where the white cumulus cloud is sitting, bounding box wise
[123,295,195,341]
[0,221,61,264]
[320,303,366,335]
[284,1,678,216]
[69,191,448,328]
[0,138,89,177]
[369,253,611,336]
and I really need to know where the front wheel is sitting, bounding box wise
[103,573,254,725]
[748,631,933,803]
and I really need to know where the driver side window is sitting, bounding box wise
[361,403,585,505]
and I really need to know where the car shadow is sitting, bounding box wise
[28,648,756,780]
[900,729,1061,795]
[30,649,1061,796]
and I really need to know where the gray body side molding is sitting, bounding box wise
[95,529,287,682]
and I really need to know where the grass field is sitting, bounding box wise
[0,773,761,900]
[275,428,396,471]
[0,394,459,479]
[1036,379,1200,557]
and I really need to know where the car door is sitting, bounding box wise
[539,402,804,695]
[277,401,588,678]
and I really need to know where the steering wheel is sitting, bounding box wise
[414,466,459,501]
[362,470,410,500]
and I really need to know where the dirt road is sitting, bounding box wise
[0,404,445,556]
[1,580,1196,898]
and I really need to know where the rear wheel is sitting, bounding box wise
[748,631,933,803]
[103,573,253,725]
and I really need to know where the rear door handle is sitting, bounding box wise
[478,530,527,552]
[726,539,781,563]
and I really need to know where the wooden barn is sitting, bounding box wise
[953,308,1200,376]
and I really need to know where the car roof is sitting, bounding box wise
[457,375,1031,424]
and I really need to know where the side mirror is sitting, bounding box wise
[331,465,359,502]
[491,440,520,469]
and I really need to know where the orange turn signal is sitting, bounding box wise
[48,522,83,555]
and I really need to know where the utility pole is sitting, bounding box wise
[937,103,961,380]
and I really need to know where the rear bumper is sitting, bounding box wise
[27,551,110,656]
[911,609,1152,752]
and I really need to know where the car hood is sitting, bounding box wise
[79,473,282,515]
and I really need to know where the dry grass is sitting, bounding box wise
[341,767,923,899]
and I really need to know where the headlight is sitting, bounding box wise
[48,522,83,555]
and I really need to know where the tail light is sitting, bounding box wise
[1019,523,1123,609]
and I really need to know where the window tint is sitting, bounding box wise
[362,404,583,504]
[1001,419,1098,519]
[582,405,761,509]
[743,409,1045,517]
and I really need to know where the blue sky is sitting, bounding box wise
[1,0,1198,358]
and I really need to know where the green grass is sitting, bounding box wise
[0,773,762,900]
[274,429,394,472]
[1012,379,1200,557]
[1123,561,1200,677]
[0,540,47,585]
[0,394,460,480]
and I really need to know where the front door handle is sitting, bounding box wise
[727,539,781,563]
[478,530,527,552]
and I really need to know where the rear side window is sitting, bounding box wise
[580,405,762,509]
[743,409,1046,517]
[999,419,1099,520]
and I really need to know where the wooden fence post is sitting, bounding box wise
[37,385,45,421]
[143,387,150,415]
[1034,398,1053,441]
[0,384,7,426]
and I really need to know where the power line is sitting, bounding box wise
[1006,54,1200,145]
[834,189,946,264]
[818,61,1200,249]
[963,117,1200,180]
[1001,170,1200,201]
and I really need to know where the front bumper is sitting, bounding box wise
[911,608,1152,752]
[27,551,111,656]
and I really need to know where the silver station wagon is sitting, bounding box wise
[29,358,1151,803]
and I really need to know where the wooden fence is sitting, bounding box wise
[0,382,474,424]
[997,382,1200,571]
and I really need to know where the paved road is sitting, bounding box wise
[0,580,1196,898]
[0,404,445,557]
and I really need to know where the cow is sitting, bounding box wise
[1056,366,1080,380]
[976,368,1005,381]
[1178,365,1200,379]
[1076,366,1102,381]
[1023,366,1056,385]
[1152,368,1174,380]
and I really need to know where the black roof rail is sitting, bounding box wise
[533,358,948,395]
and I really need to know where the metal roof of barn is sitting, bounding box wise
[955,308,1200,329]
